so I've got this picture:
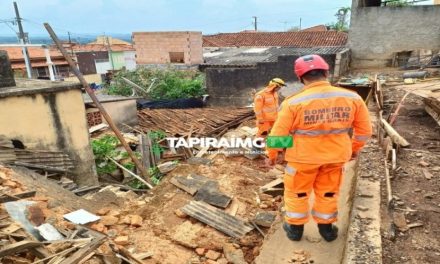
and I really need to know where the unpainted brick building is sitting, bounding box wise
[132,32,203,66]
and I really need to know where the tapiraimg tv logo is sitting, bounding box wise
[166,136,293,154]
[265,136,294,148]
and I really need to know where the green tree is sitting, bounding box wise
[327,7,351,32]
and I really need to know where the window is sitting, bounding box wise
[169,52,185,63]
[36,67,48,78]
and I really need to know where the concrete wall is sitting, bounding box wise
[334,49,351,78]
[204,54,336,107]
[111,51,136,71]
[0,89,97,186]
[64,74,102,84]
[133,32,203,65]
[348,4,440,68]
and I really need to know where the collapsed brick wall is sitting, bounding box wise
[133,32,203,65]
[203,54,336,107]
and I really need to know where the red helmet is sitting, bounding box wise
[294,54,329,79]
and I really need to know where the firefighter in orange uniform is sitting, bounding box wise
[266,55,372,242]
[254,78,286,137]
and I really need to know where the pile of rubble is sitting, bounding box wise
[137,108,254,137]
[0,165,153,263]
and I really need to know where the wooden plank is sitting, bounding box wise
[14,161,69,173]
[0,240,41,257]
[89,123,109,133]
[0,191,36,203]
[259,178,284,195]
[61,237,106,264]
[381,119,410,147]
[139,134,151,170]
[30,246,52,259]
[181,201,254,238]
[425,105,440,127]
[146,131,156,167]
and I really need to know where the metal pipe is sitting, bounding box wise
[44,22,152,186]
[20,39,32,79]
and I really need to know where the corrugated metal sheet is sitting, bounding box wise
[202,46,347,67]
[181,200,254,238]
[0,137,16,163]
[0,138,74,170]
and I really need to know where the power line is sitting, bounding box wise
[2,22,18,34]
[22,18,99,38]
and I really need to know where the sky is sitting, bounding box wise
[0,0,353,38]
[0,0,434,39]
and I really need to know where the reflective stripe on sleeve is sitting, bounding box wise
[286,211,308,219]
[311,210,338,220]
[293,128,351,136]
[289,91,361,105]
[354,135,370,141]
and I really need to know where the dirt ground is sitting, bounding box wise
[130,155,279,264]
[380,85,440,264]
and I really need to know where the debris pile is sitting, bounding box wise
[0,165,152,263]
[137,108,254,137]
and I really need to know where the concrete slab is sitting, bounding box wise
[255,160,358,264]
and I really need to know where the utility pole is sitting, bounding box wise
[299,17,302,30]
[68,31,74,56]
[14,1,32,78]
[253,16,258,31]
[106,35,115,71]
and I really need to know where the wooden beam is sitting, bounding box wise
[107,157,153,189]
[14,161,69,173]
[425,105,440,127]
[0,191,36,203]
[381,119,410,147]
[0,240,41,257]
[44,23,151,184]
[61,237,106,264]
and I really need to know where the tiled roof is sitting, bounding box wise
[88,36,132,46]
[11,60,68,70]
[0,47,64,61]
[203,31,347,48]
[300,25,328,32]
[71,44,135,52]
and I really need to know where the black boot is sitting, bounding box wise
[318,224,338,242]
[283,223,304,241]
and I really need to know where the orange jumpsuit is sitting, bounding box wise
[254,84,279,136]
[267,81,372,225]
